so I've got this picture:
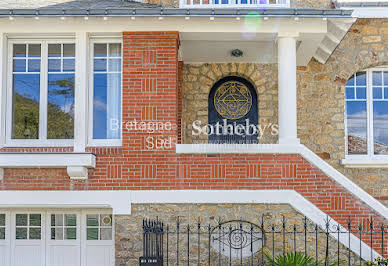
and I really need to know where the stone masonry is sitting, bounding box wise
[116,203,360,265]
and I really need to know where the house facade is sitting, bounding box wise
[0,0,387,265]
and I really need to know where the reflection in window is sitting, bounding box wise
[12,44,41,139]
[50,214,77,240]
[47,44,75,139]
[372,71,388,155]
[346,69,388,156]
[10,42,75,142]
[345,72,367,154]
[86,214,112,240]
[92,43,121,140]
[15,213,41,240]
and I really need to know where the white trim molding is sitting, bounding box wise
[176,143,388,220]
[341,158,388,168]
[0,152,96,179]
[0,191,130,214]
[131,190,380,261]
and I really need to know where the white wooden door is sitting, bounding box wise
[81,212,114,266]
[11,212,45,266]
[0,212,10,266]
[46,212,81,266]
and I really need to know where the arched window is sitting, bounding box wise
[208,76,258,144]
[345,68,388,156]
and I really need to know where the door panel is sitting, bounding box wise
[13,245,43,266]
[85,245,112,266]
[0,245,8,266]
[48,245,80,266]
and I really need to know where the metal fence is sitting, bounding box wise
[139,216,387,266]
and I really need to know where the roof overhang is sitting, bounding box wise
[0,8,354,65]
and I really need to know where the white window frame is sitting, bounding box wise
[87,38,122,147]
[345,66,388,160]
[6,39,75,147]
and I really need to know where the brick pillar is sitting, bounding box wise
[122,32,180,151]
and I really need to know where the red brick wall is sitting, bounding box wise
[1,32,386,251]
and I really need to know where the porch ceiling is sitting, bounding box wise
[180,17,355,65]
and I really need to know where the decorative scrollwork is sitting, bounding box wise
[214,81,252,120]
[210,220,264,258]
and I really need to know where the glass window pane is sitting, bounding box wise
[93,74,107,139]
[346,75,354,87]
[63,44,75,57]
[65,228,76,240]
[28,44,41,58]
[384,72,388,86]
[373,87,382,99]
[29,228,41,240]
[16,214,27,226]
[63,59,75,72]
[373,101,388,155]
[356,72,366,86]
[12,74,40,139]
[48,44,61,58]
[346,87,354,99]
[373,71,382,86]
[109,44,121,57]
[16,228,27,239]
[108,59,121,72]
[100,228,112,240]
[346,101,367,154]
[13,44,26,57]
[51,214,63,226]
[94,59,107,72]
[0,214,5,226]
[48,59,61,72]
[29,214,41,226]
[51,228,64,240]
[100,215,112,226]
[87,228,98,240]
[384,88,388,99]
[0,228,5,240]
[13,59,26,72]
[47,74,75,139]
[356,87,366,99]
[94,44,107,57]
[87,215,99,226]
[28,59,40,72]
[65,214,76,226]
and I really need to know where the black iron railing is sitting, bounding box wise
[140,216,387,266]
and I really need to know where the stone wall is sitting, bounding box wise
[182,63,278,144]
[297,18,388,204]
[115,203,360,265]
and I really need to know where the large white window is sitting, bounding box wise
[88,40,122,146]
[7,40,75,146]
[345,67,388,157]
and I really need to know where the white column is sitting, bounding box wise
[0,33,6,149]
[277,34,300,145]
[74,32,89,153]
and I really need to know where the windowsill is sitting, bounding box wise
[0,152,95,168]
[0,152,96,179]
[341,157,388,168]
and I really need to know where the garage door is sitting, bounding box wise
[0,210,114,266]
